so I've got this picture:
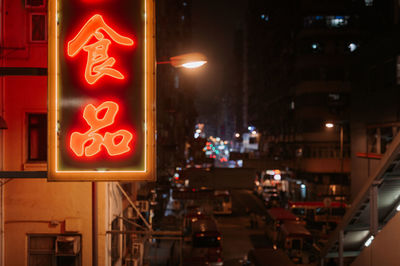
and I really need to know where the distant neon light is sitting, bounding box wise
[70,101,133,157]
[67,14,134,85]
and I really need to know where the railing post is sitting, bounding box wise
[339,230,344,266]
[370,184,378,236]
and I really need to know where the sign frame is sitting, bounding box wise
[48,0,156,181]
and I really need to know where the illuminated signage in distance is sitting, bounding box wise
[48,0,156,181]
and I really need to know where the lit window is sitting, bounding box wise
[261,14,269,22]
[27,113,47,161]
[364,0,373,6]
[348,43,358,52]
[304,16,325,27]
[326,16,349,28]
[311,42,321,52]
[328,93,340,101]
[183,2,187,6]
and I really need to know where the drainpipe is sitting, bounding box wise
[0,183,3,266]
[92,182,98,266]
[0,0,4,264]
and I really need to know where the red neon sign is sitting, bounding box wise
[49,0,156,181]
[67,14,134,85]
[70,101,133,157]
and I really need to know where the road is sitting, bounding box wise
[215,189,273,265]
[149,189,278,265]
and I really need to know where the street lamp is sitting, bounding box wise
[157,52,207,69]
[326,121,345,203]
[325,122,344,172]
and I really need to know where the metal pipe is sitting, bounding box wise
[0,179,3,266]
[106,230,182,236]
[338,230,344,266]
[340,125,343,172]
[0,0,4,264]
[92,182,98,266]
[0,0,5,266]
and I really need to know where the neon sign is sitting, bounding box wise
[67,14,134,85]
[70,101,133,157]
[48,0,156,181]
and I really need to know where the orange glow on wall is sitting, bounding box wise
[70,101,133,157]
[67,14,134,85]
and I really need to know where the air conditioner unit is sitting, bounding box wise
[55,236,80,256]
[135,201,149,212]
[131,242,143,257]
[125,257,139,266]
[127,241,144,266]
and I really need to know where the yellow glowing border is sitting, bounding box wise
[48,0,156,181]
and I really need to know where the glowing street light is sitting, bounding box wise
[157,52,207,69]
[325,122,334,128]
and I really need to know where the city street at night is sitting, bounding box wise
[1,0,400,266]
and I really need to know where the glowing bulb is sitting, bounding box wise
[182,61,207,69]
[325,122,334,128]
[364,235,374,247]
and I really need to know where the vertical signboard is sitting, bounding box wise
[48,0,156,181]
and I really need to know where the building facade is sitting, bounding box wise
[245,0,372,201]
[0,1,149,265]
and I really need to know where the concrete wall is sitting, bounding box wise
[3,76,47,171]
[352,211,400,266]
[5,179,93,266]
[0,1,123,265]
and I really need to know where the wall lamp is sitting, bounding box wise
[157,52,207,69]
[0,116,7,129]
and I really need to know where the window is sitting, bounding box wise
[304,16,325,28]
[27,113,47,161]
[348,43,358,52]
[260,14,269,22]
[367,124,400,154]
[364,0,373,6]
[311,42,322,53]
[396,56,400,85]
[304,15,350,28]
[28,234,81,266]
[25,0,45,8]
[30,13,47,42]
[326,16,349,28]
